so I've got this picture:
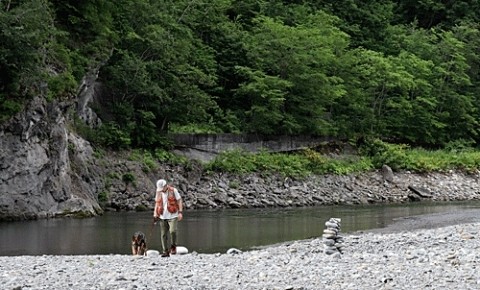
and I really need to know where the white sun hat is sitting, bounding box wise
[156,179,167,191]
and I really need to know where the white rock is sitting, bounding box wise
[176,246,189,255]
[227,248,243,255]
[145,250,159,256]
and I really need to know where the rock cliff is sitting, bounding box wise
[0,96,103,221]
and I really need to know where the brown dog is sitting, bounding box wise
[131,231,147,255]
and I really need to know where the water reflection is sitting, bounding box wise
[1,201,479,256]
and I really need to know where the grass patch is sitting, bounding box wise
[205,139,480,177]
[98,191,109,203]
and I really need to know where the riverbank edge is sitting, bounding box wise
[105,165,480,214]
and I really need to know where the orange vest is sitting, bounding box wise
[155,186,179,216]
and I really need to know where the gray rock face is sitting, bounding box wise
[0,97,102,221]
[76,66,102,128]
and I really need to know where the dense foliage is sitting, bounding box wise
[205,139,480,177]
[2,0,480,149]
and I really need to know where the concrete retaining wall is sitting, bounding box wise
[170,133,334,153]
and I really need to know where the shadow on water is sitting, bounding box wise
[1,201,480,256]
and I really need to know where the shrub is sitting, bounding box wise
[98,191,108,202]
[358,138,410,170]
[122,172,135,186]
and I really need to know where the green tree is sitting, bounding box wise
[332,49,414,139]
[240,12,348,135]
[234,67,292,134]
[429,30,478,144]
[0,0,60,120]
[394,0,480,29]
[96,0,220,147]
[354,23,479,145]
[314,0,395,51]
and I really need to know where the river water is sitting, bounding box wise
[1,201,479,256]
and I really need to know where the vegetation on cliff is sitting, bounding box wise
[2,0,480,150]
[125,139,480,181]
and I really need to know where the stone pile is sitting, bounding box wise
[323,217,344,256]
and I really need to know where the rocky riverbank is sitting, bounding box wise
[2,219,479,290]
[105,163,480,213]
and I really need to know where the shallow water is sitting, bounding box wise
[1,201,479,256]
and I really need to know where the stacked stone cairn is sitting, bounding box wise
[323,218,344,256]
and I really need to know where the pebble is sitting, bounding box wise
[1,222,480,289]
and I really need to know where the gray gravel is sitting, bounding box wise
[1,220,479,290]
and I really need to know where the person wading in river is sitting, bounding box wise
[153,179,183,257]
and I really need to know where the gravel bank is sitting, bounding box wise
[2,219,479,290]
